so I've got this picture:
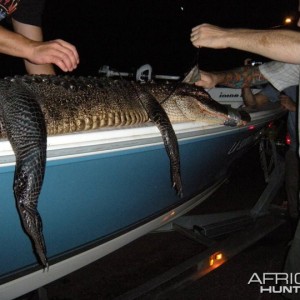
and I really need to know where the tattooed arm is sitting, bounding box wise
[194,66,268,89]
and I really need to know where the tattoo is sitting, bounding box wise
[216,66,268,88]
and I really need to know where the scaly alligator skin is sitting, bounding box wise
[0,75,250,267]
[0,79,47,267]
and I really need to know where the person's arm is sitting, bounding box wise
[241,58,269,108]
[190,24,300,64]
[241,88,270,108]
[0,25,79,72]
[12,19,55,74]
[241,87,257,107]
[192,66,268,88]
[280,94,297,112]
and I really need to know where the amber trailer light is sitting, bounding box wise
[209,252,223,266]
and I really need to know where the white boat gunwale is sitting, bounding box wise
[0,105,285,167]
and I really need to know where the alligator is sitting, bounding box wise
[0,75,250,267]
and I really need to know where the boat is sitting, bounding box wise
[0,74,285,299]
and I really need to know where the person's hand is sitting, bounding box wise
[194,70,219,88]
[190,24,229,49]
[279,94,296,112]
[183,66,218,88]
[27,39,79,72]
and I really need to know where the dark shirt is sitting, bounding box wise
[0,0,45,26]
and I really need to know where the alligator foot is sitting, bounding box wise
[0,81,48,267]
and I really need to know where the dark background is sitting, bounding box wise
[0,0,298,77]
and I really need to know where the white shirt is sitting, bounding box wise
[259,61,300,156]
[259,61,300,91]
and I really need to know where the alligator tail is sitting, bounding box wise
[0,80,48,267]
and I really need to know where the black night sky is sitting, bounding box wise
[0,0,298,77]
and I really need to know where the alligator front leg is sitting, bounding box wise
[0,81,48,267]
[134,83,182,196]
